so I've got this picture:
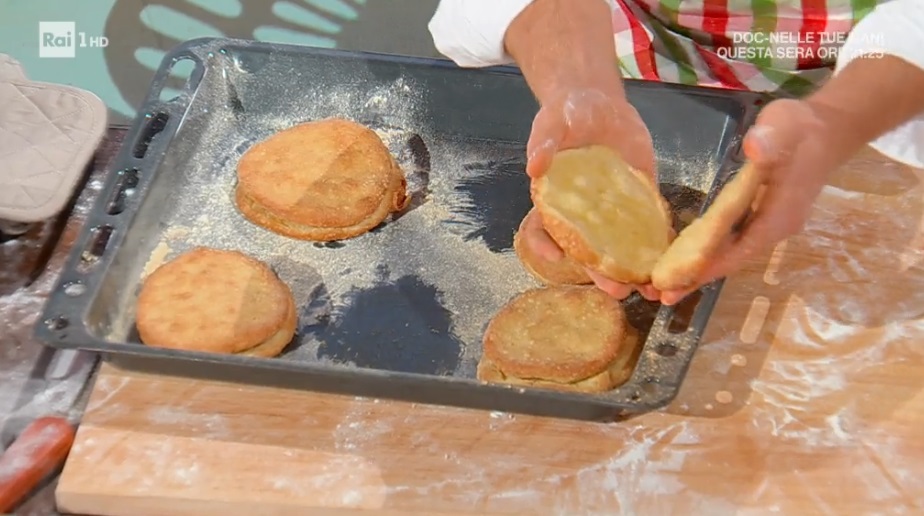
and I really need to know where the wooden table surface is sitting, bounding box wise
[55,147,924,515]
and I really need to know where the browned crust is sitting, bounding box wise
[235,185,407,242]
[531,154,673,285]
[236,294,298,358]
[136,247,293,354]
[476,327,641,393]
[513,208,593,286]
[651,163,763,291]
[234,117,410,241]
[482,286,628,383]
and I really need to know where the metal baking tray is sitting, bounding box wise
[35,37,767,422]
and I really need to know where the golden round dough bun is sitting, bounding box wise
[235,117,410,241]
[479,286,638,392]
[513,208,592,286]
[531,145,674,285]
[136,247,296,357]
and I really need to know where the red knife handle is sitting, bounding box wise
[0,416,76,513]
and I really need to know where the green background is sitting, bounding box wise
[1,0,442,123]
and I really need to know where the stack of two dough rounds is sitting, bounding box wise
[478,286,640,392]
[513,208,592,286]
[235,117,411,241]
[136,248,297,358]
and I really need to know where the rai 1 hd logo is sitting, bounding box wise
[38,21,109,58]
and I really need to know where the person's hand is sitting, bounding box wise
[659,98,854,305]
[521,87,661,301]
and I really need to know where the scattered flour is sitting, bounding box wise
[0,152,106,449]
[56,183,924,512]
[271,176,924,513]
[38,45,924,514]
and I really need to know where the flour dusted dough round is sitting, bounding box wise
[235,118,410,241]
[651,162,763,291]
[136,247,296,357]
[514,208,592,286]
[478,286,640,392]
[532,145,673,284]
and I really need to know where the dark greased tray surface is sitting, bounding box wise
[35,37,766,421]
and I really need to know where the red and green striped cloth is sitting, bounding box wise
[611,0,881,96]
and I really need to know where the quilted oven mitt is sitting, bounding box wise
[0,53,107,223]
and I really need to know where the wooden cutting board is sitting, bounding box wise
[55,148,924,515]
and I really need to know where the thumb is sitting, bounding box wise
[526,137,557,179]
[743,99,804,168]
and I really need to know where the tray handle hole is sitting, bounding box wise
[45,316,69,330]
[158,56,198,103]
[76,225,114,274]
[62,281,86,297]
[106,168,140,215]
[655,342,678,357]
[132,113,170,159]
[666,289,703,334]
